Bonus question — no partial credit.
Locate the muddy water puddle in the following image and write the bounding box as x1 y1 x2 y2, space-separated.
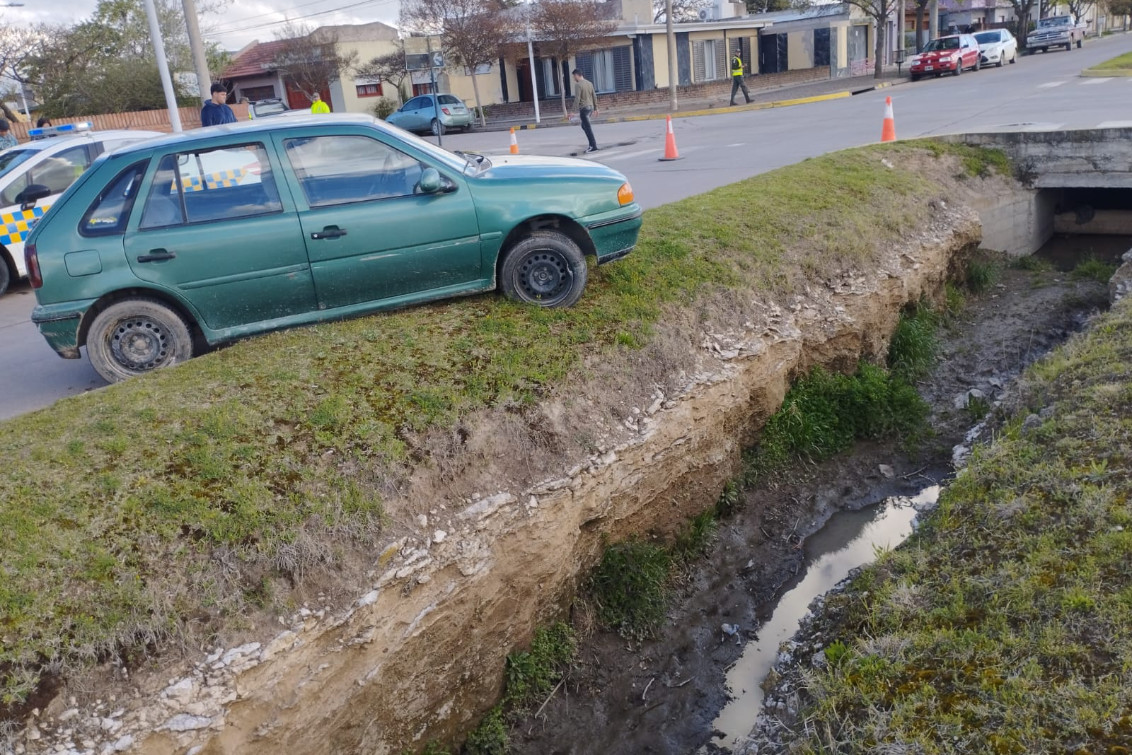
707 486 939 751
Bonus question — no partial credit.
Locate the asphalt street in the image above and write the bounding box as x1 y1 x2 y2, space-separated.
2 32 1130 420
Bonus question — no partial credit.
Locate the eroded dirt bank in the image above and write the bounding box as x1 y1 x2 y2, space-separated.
503 258 1112 755
11 156 1014 755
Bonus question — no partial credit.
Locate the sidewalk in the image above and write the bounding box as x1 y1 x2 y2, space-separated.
483 71 911 133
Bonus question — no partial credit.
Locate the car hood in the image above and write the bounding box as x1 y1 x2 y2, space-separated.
478 154 626 182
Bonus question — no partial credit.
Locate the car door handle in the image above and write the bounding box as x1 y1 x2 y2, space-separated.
311 226 347 240
137 249 176 263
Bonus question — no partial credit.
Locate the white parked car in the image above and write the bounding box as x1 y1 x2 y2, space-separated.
0 123 162 295
974 28 1018 66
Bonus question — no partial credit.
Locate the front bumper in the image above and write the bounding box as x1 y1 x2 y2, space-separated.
910 59 957 74
31 299 96 359
585 205 643 264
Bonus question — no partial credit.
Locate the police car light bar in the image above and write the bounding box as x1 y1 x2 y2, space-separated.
28 122 94 140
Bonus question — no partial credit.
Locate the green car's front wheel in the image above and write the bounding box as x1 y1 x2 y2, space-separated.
87 298 194 383
500 231 588 308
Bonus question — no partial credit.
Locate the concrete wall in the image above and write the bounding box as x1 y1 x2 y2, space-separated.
1054 210 1132 235
978 187 1058 257
950 128 1132 189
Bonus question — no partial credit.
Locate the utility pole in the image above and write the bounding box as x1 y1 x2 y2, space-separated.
426 35 442 147
526 6 540 124
181 0 213 103
666 0 677 111
143 0 183 131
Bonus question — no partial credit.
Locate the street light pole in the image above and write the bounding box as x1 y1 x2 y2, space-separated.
526 7 540 124
142 0 183 131
666 0 677 111
181 0 213 103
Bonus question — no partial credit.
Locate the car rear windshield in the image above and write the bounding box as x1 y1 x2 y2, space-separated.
974 31 1000 43
438 95 462 105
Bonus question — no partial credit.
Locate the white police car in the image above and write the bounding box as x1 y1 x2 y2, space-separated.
0 122 162 295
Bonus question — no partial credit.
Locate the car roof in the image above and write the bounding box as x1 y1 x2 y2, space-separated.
109 113 381 157
18 129 164 155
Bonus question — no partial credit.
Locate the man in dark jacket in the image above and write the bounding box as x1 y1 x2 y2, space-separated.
201 82 236 127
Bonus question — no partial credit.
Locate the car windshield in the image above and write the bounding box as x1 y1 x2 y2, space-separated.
924 37 960 50
974 31 1000 43
0 148 41 179
255 101 287 116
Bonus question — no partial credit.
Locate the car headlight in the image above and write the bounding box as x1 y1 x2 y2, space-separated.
618 182 634 206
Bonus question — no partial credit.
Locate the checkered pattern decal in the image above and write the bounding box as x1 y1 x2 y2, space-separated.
0 205 48 247
178 168 248 193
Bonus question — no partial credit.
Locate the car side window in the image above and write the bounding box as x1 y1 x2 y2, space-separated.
80 160 149 237
29 145 92 196
140 143 282 230
283 135 426 207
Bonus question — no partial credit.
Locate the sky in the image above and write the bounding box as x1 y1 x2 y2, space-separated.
3 0 402 52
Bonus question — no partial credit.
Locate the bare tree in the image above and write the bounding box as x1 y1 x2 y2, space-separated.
653 0 711 22
840 0 895 77
356 41 413 103
1065 0 1094 23
0 23 41 121
911 0 928 51
529 0 617 117
1007 0 1041 48
269 23 359 104
401 0 511 127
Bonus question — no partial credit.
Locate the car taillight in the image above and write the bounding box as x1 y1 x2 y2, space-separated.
25 241 42 288
442 107 451 115
617 182 635 206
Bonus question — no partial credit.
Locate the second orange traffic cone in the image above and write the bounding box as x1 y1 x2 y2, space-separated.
881 96 896 142
658 115 681 161
509 127 519 155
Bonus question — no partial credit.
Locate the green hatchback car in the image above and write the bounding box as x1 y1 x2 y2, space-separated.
25 114 642 383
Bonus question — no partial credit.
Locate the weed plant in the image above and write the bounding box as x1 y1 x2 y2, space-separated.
965 257 1000 293
1071 256 1117 284
784 299 1132 753
888 303 940 383
1009 254 1053 272
587 540 672 640
502 622 576 711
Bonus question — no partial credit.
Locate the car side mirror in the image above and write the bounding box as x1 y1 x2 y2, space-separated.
418 168 448 194
17 183 52 210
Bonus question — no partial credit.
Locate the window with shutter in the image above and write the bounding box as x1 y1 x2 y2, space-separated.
613 46 633 91
693 40 706 82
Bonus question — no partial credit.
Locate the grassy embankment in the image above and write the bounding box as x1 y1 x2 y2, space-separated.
788 297 1132 752
1084 50 1132 73
0 142 1003 713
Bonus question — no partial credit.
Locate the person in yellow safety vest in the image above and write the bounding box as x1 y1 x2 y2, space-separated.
730 54 752 106
311 93 330 114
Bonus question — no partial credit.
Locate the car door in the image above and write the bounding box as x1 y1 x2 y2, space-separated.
274 129 484 311
405 97 428 132
122 140 318 332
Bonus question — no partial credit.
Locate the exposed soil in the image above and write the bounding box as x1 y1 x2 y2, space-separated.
505 254 1113 755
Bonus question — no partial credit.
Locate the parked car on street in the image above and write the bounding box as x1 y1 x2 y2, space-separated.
1026 14 1086 53
25 114 642 383
0 122 162 296
386 94 474 135
908 34 982 80
974 28 1018 66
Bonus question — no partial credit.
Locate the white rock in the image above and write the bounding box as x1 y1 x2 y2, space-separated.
111 735 134 752
416 514 428 528
356 590 380 608
220 642 261 666
433 530 447 543
164 713 212 732
162 678 194 704
58 709 79 722
878 464 895 479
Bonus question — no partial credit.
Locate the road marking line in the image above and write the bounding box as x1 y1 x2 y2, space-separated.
603 148 660 161
1080 77 1113 85
1037 81 1066 88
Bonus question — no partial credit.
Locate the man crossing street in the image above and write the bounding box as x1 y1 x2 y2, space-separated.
730 52 752 106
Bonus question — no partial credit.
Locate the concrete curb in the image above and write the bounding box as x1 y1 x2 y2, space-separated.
493 79 904 132
1080 67 1132 76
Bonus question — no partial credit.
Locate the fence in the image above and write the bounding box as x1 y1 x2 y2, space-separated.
9 102 250 143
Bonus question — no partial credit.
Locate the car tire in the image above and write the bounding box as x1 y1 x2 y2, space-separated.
431 119 446 136
910 73 920 82
87 298 194 383
997 53 1004 67
1065 42 1072 51
954 61 962 75
974 58 980 71
0 256 10 296
499 231 588 308
1010 52 1017 63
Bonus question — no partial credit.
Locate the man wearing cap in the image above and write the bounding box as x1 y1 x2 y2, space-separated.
201 82 237 127
0 119 18 149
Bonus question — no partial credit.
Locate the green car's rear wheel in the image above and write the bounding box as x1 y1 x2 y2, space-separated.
500 231 588 308
87 298 194 383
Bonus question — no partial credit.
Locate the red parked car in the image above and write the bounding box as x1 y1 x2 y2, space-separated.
908 34 981 80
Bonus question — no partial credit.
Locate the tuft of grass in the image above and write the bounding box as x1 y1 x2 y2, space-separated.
502 623 576 711
965 257 1000 293
671 511 718 565
463 705 507 755
888 303 940 383
1088 50 1132 70
1009 254 1053 272
1070 256 1117 285
0 141 995 705
587 540 672 640
784 297 1132 754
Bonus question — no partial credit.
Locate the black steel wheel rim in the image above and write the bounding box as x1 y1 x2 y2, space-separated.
519 251 571 303
110 317 172 371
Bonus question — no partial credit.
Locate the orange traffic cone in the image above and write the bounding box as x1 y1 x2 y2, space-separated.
658 115 681 162
509 127 519 155
881 96 896 142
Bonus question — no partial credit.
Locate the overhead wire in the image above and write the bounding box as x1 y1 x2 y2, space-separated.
209 0 397 34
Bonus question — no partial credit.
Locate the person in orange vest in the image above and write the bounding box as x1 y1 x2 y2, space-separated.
311 93 330 114
730 53 752 106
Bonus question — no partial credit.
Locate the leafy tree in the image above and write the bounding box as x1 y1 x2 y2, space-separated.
401 0 511 127
744 0 798 13
529 0 617 117
1107 0 1132 19
356 41 413 103
269 23 359 104
840 0 896 77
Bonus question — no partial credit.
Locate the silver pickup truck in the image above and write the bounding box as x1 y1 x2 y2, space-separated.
1027 15 1086 53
